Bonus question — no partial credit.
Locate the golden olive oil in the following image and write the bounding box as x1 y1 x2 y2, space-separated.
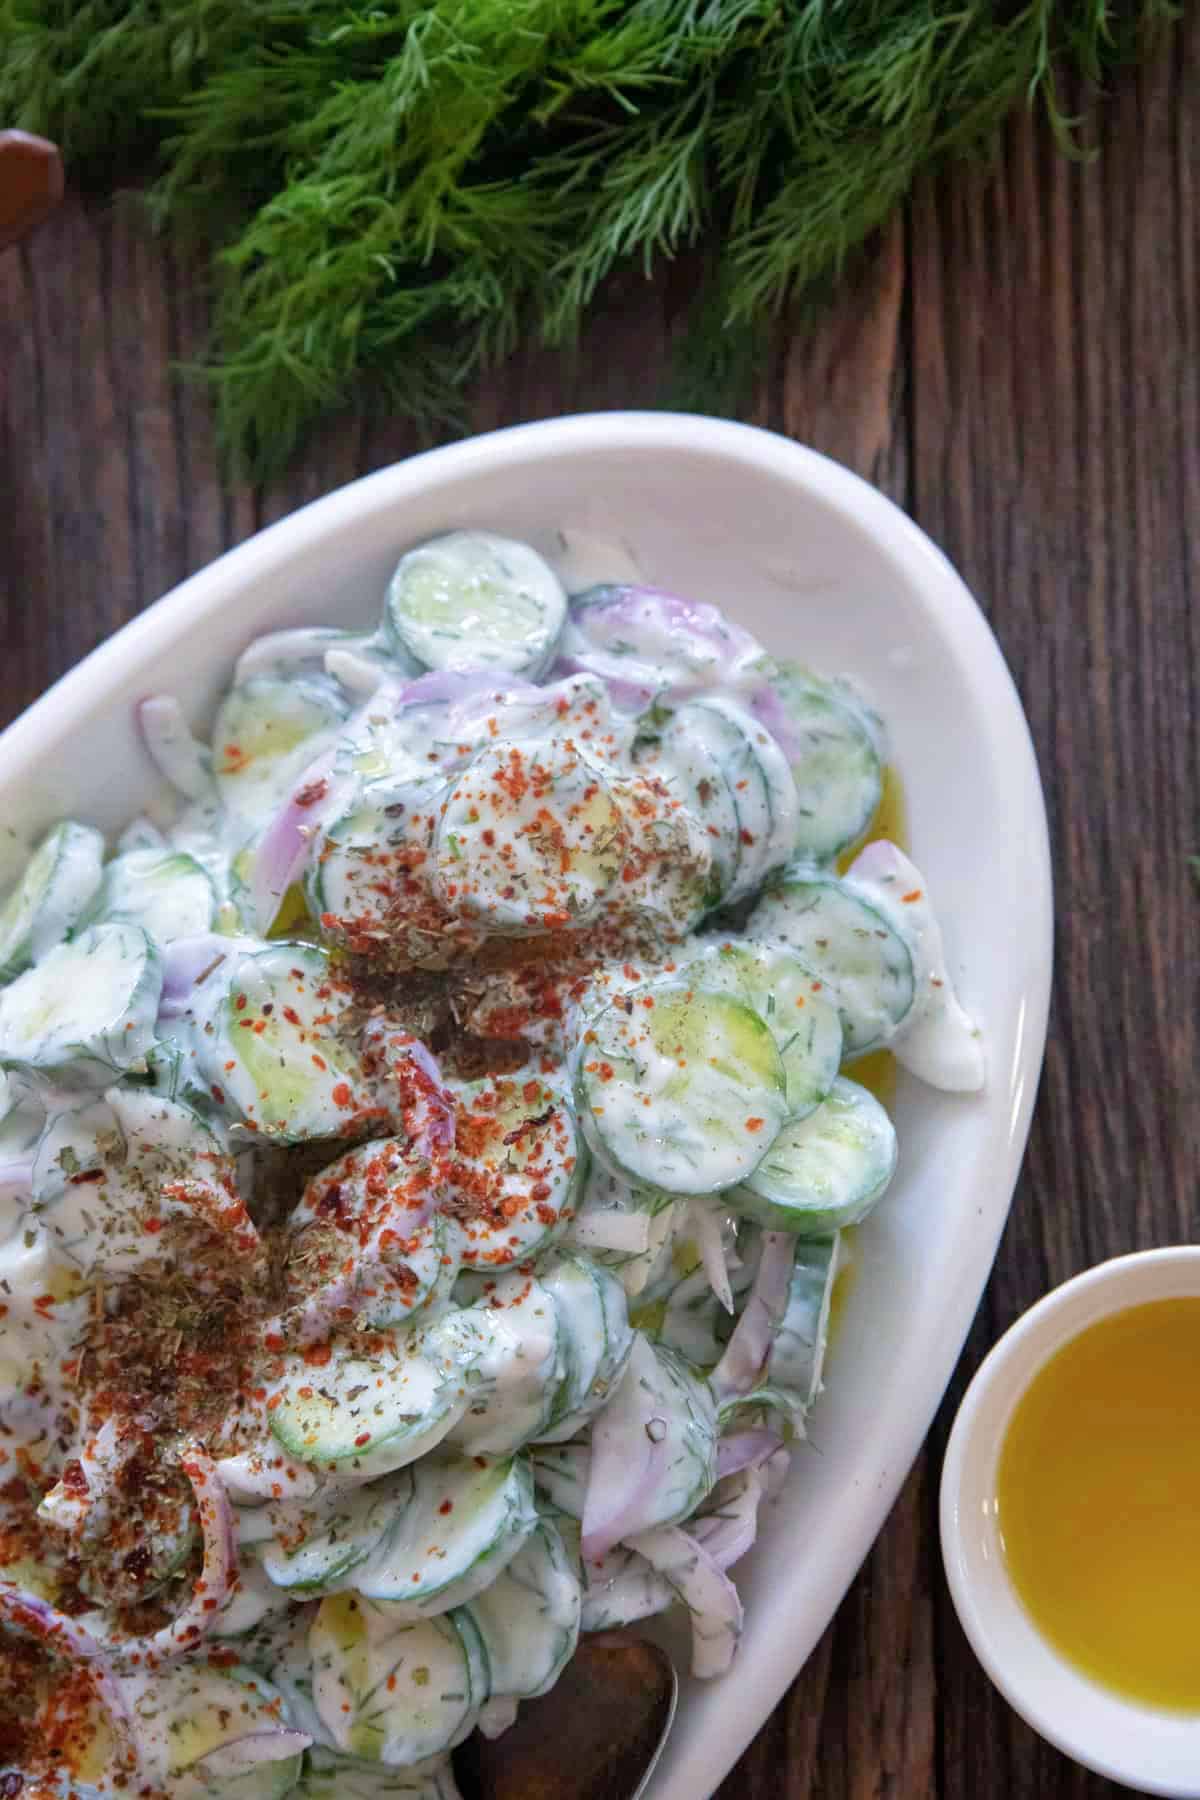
996 1297 1200 1712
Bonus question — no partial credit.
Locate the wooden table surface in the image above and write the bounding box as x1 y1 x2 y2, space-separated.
2 14 1196 1798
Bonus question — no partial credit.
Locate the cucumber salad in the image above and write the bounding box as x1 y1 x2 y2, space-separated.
0 530 984 1798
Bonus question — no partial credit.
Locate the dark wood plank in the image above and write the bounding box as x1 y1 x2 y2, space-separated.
911 14 1200 1798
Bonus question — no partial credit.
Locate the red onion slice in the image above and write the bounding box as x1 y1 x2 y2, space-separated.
248 742 341 933
582 1335 695 1561
687 1201 733 1314
107 1448 237 1670
626 1524 744 1678
715 1429 782 1481
710 1232 796 1402
691 1467 768 1572
157 932 239 1019
0 1582 140 1772
137 695 213 801
194 1729 313 1775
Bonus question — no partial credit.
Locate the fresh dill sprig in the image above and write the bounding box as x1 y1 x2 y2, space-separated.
0 0 1178 480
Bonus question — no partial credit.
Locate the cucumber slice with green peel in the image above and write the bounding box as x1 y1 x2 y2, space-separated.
261 1472 412 1596
0 821 105 982
425 1270 566 1456
287 1141 463 1333
747 872 915 1055
679 939 843 1121
534 1253 634 1444
188 942 378 1143
579 1543 675 1633
31 1087 232 1276
576 978 788 1196
604 768 718 936
128 1662 305 1800
384 531 567 678
81 849 216 946
356 1452 536 1613
449 1071 581 1267
756 664 883 862
309 1592 484 1763
434 738 625 933
0 924 161 1083
305 775 445 943
766 1233 841 1412
731 1077 897 1235
297 1750 462 1798
463 1515 581 1699
651 710 741 904
675 696 799 899
214 674 348 827
531 1443 589 1520
268 1338 466 1481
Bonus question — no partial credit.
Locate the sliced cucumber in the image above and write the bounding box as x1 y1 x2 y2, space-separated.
0 821 105 982
605 768 717 936
434 739 625 932
673 696 799 899
766 1233 841 1412
757 663 883 862
269 1338 465 1481
0 923 161 1082
449 1071 580 1267
297 1750 462 1798
305 775 445 945
32 1087 231 1276
82 848 216 946
357 1452 535 1614
214 674 348 829
424 1270 566 1456
287 1142 462 1332
579 1543 675 1633
534 1253 633 1444
731 1077 897 1235
651 709 741 904
576 977 788 1195
309 1593 483 1763
679 939 843 1121
261 1473 411 1596
531 1443 589 1520
188 942 376 1142
560 583 769 704
128 1662 304 1800
463 1515 580 1698
748 871 915 1055
384 531 567 678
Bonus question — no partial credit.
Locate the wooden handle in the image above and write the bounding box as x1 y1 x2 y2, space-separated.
0 130 63 250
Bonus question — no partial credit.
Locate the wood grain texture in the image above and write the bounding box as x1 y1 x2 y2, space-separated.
0 13 1196 1795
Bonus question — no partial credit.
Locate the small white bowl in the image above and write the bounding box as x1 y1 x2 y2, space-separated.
941 1247 1200 1797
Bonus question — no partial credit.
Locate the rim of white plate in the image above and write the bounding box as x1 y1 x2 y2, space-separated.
0 413 1054 1797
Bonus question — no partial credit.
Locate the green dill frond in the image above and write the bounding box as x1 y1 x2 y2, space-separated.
0 0 1179 480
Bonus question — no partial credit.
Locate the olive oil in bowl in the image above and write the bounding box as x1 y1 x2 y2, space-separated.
996 1296 1200 1713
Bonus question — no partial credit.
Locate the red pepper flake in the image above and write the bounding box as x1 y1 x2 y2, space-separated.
283 1006 302 1027
235 993 247 1012
745 1117 765 1133
331 1083 353 1109
354 1432 372 1448
303 1343 333 1367
68 1168 105 1186
312 1054 328 1071
210 1084 226 1105
902 889 923 903
438 1499 454 1516
295 778 329 809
